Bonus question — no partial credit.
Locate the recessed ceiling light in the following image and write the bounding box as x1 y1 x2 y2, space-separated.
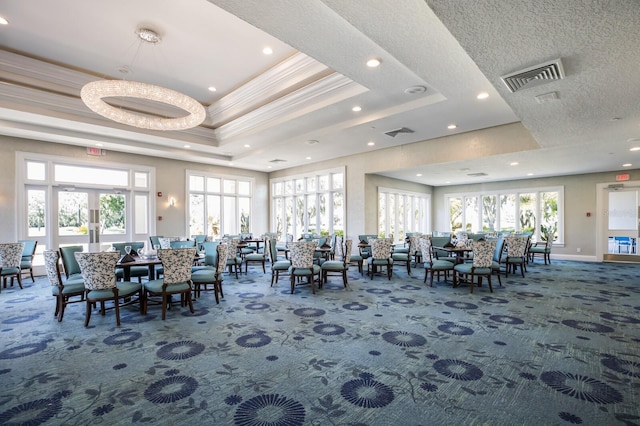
183 144 191 149
445 181 451 184
228 162 234 166
208 86 217 92
447 124 457 130
352 106 362 112
366 58 381 68
262 47 273 55
367 141 375 146
267 166 272 169
510 162 519 166
95 143 103 147
244 144 251 148
630 147 640 151
305 139 319 145
477 92 489 100
306 156 312 160
527 173 534 176
416 173 422 177
0 16 8 25
622 163 632 167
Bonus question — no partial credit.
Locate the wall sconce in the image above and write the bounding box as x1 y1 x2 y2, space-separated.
169 197 176 207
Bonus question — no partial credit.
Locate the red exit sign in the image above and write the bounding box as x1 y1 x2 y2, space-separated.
616 173 630 181
86 147 105 156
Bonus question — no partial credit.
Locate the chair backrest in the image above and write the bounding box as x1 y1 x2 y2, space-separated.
112 242 145 255
200 241 220 266
288 241 316 268
170 240 196 249
542 231 555 248
158 237 172 249
158 248 196 285
224 239 240 261
334 236 344 259
215 244 228 280
149 236 163 248
343 239 352 264
408 235 420 254
493 237 506 262
472 240 496 268
43 250 63 287
191 234 207 244
19 240 38 259
267 238 278 263
0 242 25 268
74 251 119 290
419 237 433 263
59 245 83 278
369 238 392 260
505 236 528 257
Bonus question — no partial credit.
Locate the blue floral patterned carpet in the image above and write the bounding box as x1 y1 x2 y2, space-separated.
1 259 639 425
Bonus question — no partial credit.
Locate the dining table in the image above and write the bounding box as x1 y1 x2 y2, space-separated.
117 255 162 281
432 245 473 264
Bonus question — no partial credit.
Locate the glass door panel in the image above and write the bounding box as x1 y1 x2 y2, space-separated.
604 188 639 262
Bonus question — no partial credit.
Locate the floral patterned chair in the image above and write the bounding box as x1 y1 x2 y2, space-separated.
453 240 497 293
529 231 554 265
367 238 394 280
504 236 528 277
0 242 25 290
74 251 143 327
320 238 352 288
44 250 85 322
287 241 321 294
224 239 242 278
143 248 196 320
191 243 227 304
419 237 454 287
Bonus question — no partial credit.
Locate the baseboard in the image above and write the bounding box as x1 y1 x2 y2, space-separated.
550 254 598 262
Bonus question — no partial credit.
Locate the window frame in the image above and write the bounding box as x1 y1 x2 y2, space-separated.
378 187 431 244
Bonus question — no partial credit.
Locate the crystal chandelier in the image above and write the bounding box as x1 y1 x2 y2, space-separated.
80 28 206 131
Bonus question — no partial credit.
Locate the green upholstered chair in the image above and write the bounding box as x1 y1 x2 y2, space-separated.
44 250 85 322
453 240 497 293
503 236 528 277
170 240 196 249
490 237 505 287
288 241 321 294
143 248 196 320
430 236 456 264
529 232 554 264
58 245 84 281
320 238 352 288
267 237 291 286
419 237 454 287
276 234 293 259
244 245 266 273
149 236 163 249
191 243 227 303
18 240 37 283
367 238 394 280
112 242 149 282
0 242 26 290
75 251 143 327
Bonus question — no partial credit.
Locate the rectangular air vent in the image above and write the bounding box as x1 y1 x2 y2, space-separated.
467 172 488 177
269 159 287 163
384 127 415 138
501 58 565 93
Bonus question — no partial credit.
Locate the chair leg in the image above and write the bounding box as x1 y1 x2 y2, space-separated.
487 275 493 293
342 270 347 288
114 298 121 326
84 300 92 327
187 291 195 313
290 274 296 294
161 295 168 320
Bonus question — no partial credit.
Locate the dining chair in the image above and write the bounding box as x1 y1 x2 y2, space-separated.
267 237 291 286
453 240 497 293
367 238 394 280
223 239 242 278
59 245 84 281
503 236 528 277
288 241 321 294
419 237 454 287
44 250 85 322
529 231 554 264
491 237 505 286
143 247 196 320
112 242 149 282
0 242 26 290
244 242 266 273
18 240 37 283
191 243 227 303
320 237 352 287
75 251 143 327
391 236 414 275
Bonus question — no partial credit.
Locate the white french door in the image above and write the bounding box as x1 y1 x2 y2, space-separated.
54 187 128 252
601 184 640 262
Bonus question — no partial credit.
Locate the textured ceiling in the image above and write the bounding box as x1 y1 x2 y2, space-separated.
0 0 638 185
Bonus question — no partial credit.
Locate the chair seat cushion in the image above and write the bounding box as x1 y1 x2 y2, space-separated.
454 264 491 275
506 257 525 263
288 265 321 275
144 279 191 293
226 257 242 265
52 281 86 296
117 281 143 297
0 267 20 275
391 253 410 261
349 254 363 261
245 253 265 261
321 261 347 271
191 269 216 283
273 260 292 270
192 265 215 272
368 258 394 266
529 247 548 253
20 260 33 269
393 248 409 254
68 272 84 281
429 260 455 270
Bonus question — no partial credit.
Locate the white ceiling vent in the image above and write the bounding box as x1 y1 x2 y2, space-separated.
467 172 488 177
501 58 565 93
269 159 287 163
384 127 415 138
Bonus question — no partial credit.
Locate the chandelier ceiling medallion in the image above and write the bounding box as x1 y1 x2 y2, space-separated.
80 28 206 131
